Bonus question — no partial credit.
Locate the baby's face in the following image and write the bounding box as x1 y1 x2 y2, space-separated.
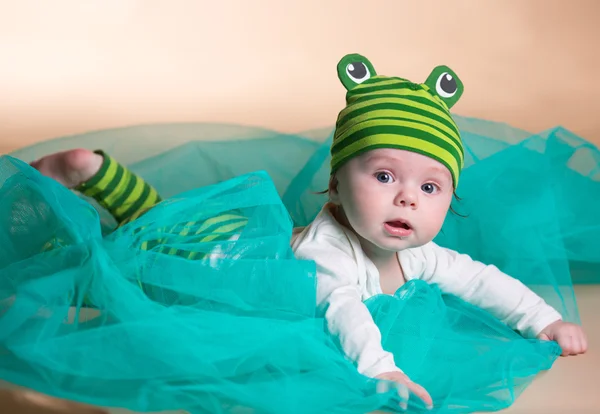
331 148 453 254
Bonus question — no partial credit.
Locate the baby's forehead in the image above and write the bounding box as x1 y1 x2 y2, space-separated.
361 148 408 162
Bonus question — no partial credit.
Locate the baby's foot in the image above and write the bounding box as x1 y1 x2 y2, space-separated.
30 149 104 189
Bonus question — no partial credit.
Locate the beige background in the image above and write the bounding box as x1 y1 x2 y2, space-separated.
0 1 598 413
1 0 600 154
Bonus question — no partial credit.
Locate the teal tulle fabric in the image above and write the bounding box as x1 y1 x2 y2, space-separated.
1 116 598 413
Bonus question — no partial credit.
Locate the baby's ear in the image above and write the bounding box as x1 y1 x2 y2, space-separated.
328 175 340 204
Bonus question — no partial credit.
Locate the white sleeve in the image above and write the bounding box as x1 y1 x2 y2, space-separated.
294 238 401 378
402 242 563 338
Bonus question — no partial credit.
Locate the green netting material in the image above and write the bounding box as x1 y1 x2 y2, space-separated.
1 117 598 413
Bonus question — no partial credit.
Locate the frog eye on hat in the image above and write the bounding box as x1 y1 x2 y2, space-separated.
423 65 464 109
337 53 377 91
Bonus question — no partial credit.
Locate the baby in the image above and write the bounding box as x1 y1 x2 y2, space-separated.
291 54 588 407
28 53 588 411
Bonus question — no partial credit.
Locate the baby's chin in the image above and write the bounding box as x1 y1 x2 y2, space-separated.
372 233 431 252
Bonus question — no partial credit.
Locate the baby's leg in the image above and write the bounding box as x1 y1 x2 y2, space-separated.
32 149 161 225
32 149 164 306
75 150 161 225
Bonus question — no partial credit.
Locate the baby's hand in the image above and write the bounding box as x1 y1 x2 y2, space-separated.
376 371 433 410
537 320 588 356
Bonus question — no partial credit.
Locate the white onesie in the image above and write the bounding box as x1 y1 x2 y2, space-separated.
291 203 563 378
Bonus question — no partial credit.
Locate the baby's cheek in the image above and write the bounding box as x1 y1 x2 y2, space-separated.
423 205 448 233
346 197 380 230
350 199 376 225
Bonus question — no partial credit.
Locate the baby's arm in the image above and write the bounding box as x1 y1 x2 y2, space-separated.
294 239 400 377
294 239 435 408
407 242 562 338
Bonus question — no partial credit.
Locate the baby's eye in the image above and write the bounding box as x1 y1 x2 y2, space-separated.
421 183 438 194
375 172 393 183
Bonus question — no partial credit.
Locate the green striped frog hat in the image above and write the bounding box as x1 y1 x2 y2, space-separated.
331 53 465 188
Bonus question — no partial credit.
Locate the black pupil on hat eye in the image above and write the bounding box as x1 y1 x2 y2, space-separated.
348 62 367 79
441 74 457 93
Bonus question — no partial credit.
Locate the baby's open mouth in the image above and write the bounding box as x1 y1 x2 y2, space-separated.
386 220 412 230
